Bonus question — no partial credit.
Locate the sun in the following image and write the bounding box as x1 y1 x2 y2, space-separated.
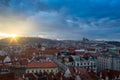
8 33 19 44
10 34 17 38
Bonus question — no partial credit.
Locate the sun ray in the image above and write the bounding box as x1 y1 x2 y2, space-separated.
0 32 19 44
8 34 19 45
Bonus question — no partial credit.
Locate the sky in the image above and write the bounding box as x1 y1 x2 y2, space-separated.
0 0 120 40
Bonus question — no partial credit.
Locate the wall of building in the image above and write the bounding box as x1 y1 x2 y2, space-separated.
75 60 97 72
10 67 26 79
98 55 120 72
26 67 58 74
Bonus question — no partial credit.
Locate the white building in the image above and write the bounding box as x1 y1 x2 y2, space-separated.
64 55 97 72
4 56 11 63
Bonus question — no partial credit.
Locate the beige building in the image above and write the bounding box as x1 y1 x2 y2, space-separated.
10 61 58 79
26 61 58 74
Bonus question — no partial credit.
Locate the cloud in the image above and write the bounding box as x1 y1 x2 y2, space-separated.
27 10 83 39
0 0 120 40
0 15 34 35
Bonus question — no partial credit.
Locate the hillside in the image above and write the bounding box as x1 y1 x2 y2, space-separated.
1 37 119 48
0 37 81 48
0 37 58 45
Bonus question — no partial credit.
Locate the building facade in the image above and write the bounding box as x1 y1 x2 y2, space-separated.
98 53 120 72
64 55 97 72
26 61 58 74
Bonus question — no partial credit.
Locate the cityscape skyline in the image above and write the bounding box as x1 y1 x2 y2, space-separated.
0 0 120 40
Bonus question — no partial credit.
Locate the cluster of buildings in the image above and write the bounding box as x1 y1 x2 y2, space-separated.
0 38 120 80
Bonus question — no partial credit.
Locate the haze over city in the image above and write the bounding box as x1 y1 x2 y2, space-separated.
0 0 120 40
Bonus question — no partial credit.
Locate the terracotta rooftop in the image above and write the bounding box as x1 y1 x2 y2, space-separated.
90 53 99 57
75 52 90 57
69 67 98 80
101 69 120 79
23 48 40 55
42 49 59 54
0 55 6 61
27 61 57 68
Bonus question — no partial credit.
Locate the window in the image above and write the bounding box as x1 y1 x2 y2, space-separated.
36 70 38 73
43 70 45 72
39 70 41 72
84 63 86 65
91 63 93 65
51 70 53 72
81 63 82 65
47 70 49 72
72 63 73 65
88 63 89 65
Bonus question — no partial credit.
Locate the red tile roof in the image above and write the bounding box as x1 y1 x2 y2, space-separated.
23 48 40 55
18 59 28 65
27 61 57 68
101 69 120 79
75 52 90 57
67 48 76 53
90 53 99 57
68 67 98 80
42 49 59 54
0 55 6 61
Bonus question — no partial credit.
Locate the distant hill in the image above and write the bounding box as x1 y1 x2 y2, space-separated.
0 37 58 45
0 37 119 48
0 37 81 48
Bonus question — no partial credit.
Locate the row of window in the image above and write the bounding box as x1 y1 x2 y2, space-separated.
26 69 58 73
76 62 95 66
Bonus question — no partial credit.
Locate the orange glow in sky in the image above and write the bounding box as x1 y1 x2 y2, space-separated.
0 32 17 38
